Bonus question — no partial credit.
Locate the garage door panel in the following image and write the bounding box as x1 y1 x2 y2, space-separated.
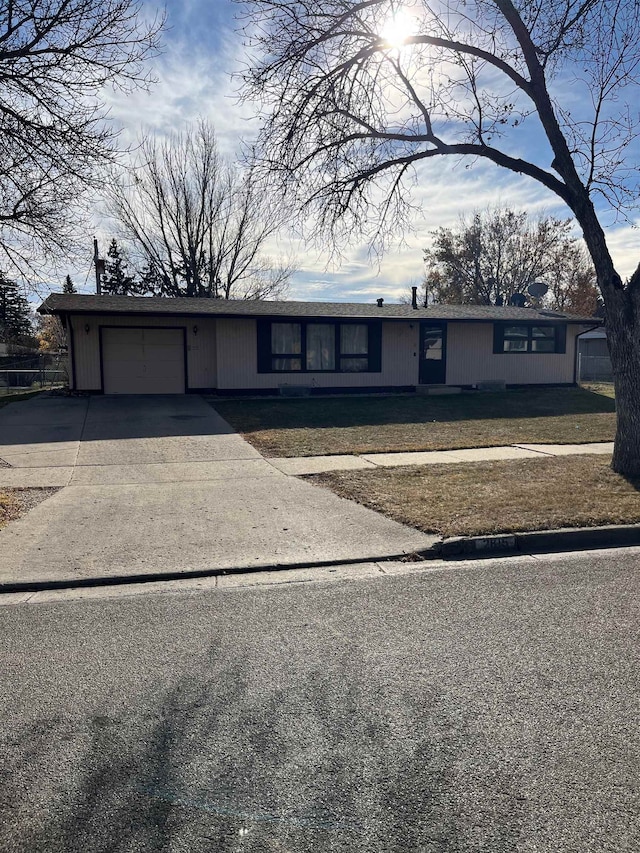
102 328 185 394
140 328 182 347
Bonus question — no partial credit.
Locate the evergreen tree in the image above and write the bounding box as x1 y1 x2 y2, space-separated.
63 274 76 294
0 273 33 343
101 239 139 295
137 260 166 296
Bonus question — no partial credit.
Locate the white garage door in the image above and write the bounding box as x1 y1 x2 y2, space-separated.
102 328 186 394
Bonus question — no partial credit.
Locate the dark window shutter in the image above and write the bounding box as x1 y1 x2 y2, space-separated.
493 323 504 354
256 320 271 373
368 321 382 372
556 324 567 354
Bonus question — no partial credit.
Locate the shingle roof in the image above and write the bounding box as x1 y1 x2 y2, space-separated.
38 293 599 324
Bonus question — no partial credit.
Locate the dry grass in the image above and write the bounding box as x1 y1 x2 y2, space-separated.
0 491 22 528
0 488 59 530
307 454 640 538
581 382 615 399
0 388 47 409
214 388 616 457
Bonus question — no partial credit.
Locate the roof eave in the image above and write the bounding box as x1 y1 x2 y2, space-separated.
37 296 600 325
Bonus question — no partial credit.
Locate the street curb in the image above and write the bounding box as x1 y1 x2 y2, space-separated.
437 523 640 558
0 550 440 595
2 524 640 595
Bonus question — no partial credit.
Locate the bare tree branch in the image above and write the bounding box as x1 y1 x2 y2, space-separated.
108 121 295 300
238 0 640 475
0 0 164 278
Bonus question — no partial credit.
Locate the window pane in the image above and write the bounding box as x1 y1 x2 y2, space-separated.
532 326 555 338
340 357 369 372
272 357 302 371
271 323 301 354
423 328 443 361
531 339 555 352
306 324 335 370
340 324 368 354
504 326 528 338
504 339 527 352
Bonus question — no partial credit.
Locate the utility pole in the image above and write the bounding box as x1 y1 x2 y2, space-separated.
93 238 105 294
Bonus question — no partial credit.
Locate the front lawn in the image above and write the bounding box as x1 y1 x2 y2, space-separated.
213 387 616 457
580 381 615 399
308 454 638 538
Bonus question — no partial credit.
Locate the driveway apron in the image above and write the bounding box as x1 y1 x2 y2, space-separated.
0 395 434 585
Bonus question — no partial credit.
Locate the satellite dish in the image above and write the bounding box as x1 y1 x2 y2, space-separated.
509 292 527 307
527 281 549 298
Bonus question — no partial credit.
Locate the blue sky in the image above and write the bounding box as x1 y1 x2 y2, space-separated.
63 0 640 302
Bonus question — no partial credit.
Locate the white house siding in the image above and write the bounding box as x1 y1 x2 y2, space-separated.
187 318 217 388
65 311 582 393
216 318 419 389
445 322 580 386
68 314 217 391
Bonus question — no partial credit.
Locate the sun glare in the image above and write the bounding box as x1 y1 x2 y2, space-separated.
379 9 416 49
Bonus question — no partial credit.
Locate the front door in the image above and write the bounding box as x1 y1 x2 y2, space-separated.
419 322 447 384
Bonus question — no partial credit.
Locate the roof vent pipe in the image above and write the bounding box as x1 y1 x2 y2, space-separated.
411 286 418 309
377 297 384 307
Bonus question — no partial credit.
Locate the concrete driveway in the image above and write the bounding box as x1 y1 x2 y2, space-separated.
0 395 435 586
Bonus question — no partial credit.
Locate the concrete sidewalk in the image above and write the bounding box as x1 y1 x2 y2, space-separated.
267 441 615 475
0 395 435 587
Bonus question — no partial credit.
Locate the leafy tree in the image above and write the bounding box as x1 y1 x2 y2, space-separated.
0 272 33 344
101 239 140 296
421 208 599 313
37 315 66 352
109 121 294 300
0 0 163 276
545 241 600 317
240 0 640 475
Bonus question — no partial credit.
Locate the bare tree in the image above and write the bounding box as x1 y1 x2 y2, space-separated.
109 121 294 300
420 207 598 312
0 0 163 275
240 0 640 475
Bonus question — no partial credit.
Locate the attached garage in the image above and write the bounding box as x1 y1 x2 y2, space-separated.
101 327 186 394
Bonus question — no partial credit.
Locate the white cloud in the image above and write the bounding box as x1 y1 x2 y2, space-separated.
33 0 640 304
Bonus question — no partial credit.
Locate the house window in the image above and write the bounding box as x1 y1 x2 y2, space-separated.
307 323 335 371
258 320 381 373
340 324 369 372
494 323 566 354
271 323 302 371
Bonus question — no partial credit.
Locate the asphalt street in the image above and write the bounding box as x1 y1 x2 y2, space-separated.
1 548 639 852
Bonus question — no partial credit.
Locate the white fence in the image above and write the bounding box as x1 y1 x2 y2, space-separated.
578 354 613 382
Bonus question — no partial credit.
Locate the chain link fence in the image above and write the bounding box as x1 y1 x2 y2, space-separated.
0 352 68 394
577 353 613 383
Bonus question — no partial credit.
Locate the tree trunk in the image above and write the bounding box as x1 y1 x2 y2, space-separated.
605 278 640 477
568 199 640 477
610 351 640 477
